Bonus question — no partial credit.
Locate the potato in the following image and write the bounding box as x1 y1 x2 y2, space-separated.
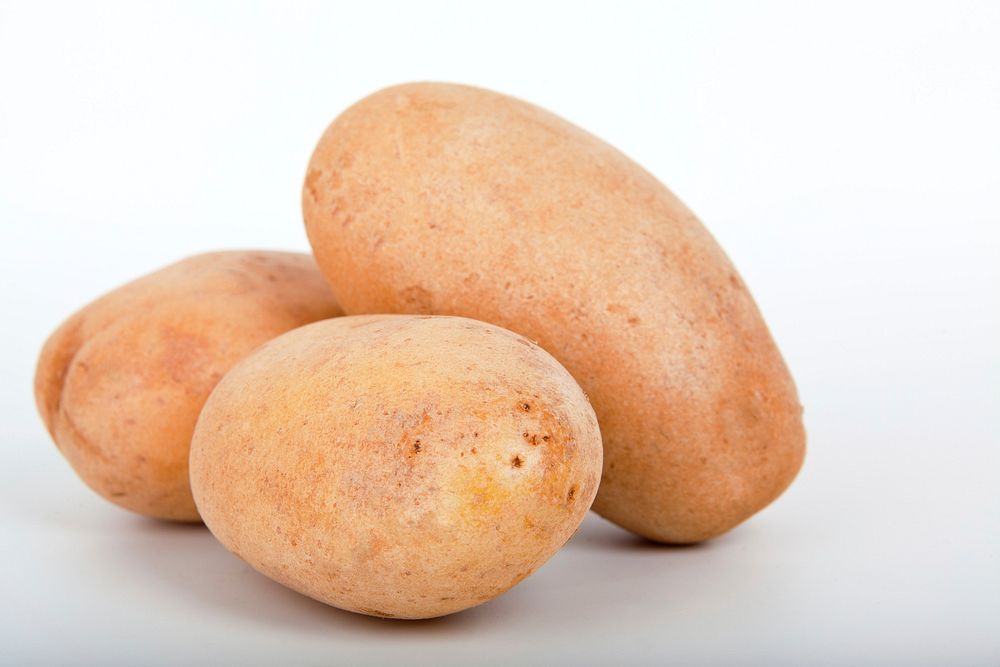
302 83 805 543
189 315 602 619
35 251 342 521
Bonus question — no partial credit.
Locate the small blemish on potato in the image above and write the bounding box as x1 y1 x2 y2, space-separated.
399 285 433 313
519 401 531 412
337 152 355 169
511 455 524 468
304 169 323 201
567 485 578 503
413 440 422 453
357 607 395 618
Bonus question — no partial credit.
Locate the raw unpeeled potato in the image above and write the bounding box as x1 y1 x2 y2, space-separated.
303 82 806 543
189 315 603 619
34 251 342 521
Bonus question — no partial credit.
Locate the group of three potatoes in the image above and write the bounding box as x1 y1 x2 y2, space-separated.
36 83 805 619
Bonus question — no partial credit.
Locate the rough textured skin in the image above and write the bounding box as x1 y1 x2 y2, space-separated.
303 82 805 543
34 251 343 521
190 315 602 619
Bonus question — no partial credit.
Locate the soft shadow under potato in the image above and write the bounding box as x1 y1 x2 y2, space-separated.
101 515 512 635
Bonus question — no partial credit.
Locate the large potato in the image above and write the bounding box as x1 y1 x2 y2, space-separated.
189 315 602 619
303 83 805 543
35 251 342 521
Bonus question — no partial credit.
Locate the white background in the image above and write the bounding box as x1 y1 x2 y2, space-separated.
2 1 998 665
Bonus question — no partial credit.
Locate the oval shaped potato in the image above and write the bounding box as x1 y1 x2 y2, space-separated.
189 315 602 619
35 251 343 521
303 82 805 543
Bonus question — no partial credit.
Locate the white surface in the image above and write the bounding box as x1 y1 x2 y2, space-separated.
2 1 998 665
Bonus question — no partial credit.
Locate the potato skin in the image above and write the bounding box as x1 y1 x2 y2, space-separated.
303 82 805 543
189 315 602 619
35 251 342 521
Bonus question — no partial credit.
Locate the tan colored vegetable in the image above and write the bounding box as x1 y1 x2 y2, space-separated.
35 251 342 521
189 315 603 618
303 82 805 543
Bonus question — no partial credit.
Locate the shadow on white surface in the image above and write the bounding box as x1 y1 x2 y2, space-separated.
565 514 732 553
10 444 998 666
92 515 524 636
34 493 740 638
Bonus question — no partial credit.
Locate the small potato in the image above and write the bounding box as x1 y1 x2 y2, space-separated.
189 315 603 619
303 83 805 543
35 251 342 521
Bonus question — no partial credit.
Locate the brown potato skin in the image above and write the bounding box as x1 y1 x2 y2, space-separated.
303 82 805 543
189 315 603 619
35 251 343 521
